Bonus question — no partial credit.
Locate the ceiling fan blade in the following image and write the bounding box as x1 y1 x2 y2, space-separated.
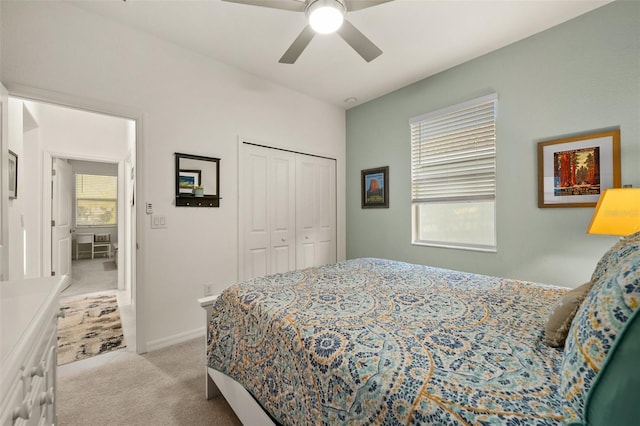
221 0 306 12
344 0 393 12
337 19 382 62
279 25 316 64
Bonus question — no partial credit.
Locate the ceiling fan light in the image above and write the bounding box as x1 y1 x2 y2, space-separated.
307 0 345 34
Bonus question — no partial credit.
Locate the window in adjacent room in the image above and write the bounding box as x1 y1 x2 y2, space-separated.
409 93 497 252
75 173 117 226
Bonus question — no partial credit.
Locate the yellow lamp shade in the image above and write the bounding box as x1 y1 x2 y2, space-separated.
587 188 640 236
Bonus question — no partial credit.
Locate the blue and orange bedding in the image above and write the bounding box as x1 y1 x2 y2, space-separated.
207 258 566 425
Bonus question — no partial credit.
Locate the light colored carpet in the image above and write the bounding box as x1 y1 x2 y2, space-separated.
58 338 242 426
58 291 126 365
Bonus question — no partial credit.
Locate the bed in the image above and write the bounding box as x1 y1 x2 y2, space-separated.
202 233 640 425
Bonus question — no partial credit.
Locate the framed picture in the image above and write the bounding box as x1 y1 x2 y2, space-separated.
537 129 620 208
361 166 389 208
178 169 201 194
8 150 17 199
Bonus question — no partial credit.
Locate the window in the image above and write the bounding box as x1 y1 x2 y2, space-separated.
409 93 497 252
75 173 117 226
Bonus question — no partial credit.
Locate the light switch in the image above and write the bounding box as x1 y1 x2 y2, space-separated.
151 214 167 229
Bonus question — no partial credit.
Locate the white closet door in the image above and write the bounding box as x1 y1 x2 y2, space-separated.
295 154 336 270
270 150 296 274
242 147 270 280
240 143 336 280
241 144 296 280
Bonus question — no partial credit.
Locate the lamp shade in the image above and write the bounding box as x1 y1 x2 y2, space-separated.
587 188 640 236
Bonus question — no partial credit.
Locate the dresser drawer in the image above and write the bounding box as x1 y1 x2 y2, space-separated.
1 276 67 426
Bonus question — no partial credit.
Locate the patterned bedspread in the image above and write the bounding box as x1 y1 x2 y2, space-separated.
207 258 567 425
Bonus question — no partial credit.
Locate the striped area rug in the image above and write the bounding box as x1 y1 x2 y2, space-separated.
57 291 126 365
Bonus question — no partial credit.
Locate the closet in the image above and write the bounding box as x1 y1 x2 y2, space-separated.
240 143 336 281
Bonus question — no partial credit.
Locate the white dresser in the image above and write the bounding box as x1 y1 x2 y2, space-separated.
0 276 68 426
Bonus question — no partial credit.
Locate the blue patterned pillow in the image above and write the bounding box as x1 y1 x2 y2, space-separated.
560 234 640 424
590 231 640 283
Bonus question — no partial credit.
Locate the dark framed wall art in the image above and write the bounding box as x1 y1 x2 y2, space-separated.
361 166 389 208
537 129 621 208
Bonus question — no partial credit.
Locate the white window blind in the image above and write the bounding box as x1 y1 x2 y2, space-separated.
410 94 497 203
76 174 117 226
409 94 497 251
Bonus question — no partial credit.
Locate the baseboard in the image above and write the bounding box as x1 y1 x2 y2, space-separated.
145 327 205 353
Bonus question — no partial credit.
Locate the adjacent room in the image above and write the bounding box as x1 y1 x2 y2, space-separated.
1 0 638 425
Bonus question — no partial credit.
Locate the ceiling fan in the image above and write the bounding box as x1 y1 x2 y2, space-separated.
222 0 393 64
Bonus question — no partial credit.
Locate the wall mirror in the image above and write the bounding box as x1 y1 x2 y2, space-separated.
175 152 220 207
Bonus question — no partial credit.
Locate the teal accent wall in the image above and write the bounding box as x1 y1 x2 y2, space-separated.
346 1 640 287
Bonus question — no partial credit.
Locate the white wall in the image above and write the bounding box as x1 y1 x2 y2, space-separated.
6 99 41 280
7 98 24 280
21 103 41 278
1 1 346 350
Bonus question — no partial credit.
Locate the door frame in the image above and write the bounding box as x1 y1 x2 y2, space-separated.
6 83 147 354
237 137 338 281
44 152 122 278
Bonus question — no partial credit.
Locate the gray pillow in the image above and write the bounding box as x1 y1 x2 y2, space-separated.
545 281 594 347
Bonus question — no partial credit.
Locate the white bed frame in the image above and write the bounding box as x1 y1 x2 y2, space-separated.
199 295 276 425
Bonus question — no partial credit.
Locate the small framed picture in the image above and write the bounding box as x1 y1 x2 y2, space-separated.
361 166 389 208
8 150 17 199
537 129 621 208
178 169 201 194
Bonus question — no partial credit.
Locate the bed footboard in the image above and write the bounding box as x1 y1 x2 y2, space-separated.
199 295 221 399
199 295 275 425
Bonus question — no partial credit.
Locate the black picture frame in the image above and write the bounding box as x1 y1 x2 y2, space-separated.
174 152 221 207
8 150 17 199
361 166 389 208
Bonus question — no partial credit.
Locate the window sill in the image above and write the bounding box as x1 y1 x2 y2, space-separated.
411 240 497 253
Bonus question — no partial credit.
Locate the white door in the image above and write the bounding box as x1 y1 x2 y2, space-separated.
270 150 296 274
240 143 336 280
242 146 270 280
295 155 336 269
241 144 296 280
51 158 73 277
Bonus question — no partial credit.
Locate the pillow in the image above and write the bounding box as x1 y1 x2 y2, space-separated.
559 235 640 425
544 281 594 348
590 230 640 283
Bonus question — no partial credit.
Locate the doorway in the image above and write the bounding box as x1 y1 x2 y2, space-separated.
8 97 138 364
58 160 119 297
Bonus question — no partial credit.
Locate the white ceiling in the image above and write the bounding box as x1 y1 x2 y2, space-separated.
69 0 611 109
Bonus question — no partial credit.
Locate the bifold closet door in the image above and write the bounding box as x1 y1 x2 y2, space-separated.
241 145 296 280
295 155 336 270
241 143 336 280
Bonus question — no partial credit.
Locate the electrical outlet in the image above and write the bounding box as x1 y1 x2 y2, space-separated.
146 202 153 214
203 284 214 297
